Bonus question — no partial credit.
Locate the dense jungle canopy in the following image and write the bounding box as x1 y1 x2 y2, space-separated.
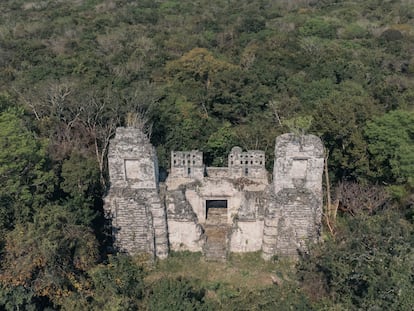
0 0 413 309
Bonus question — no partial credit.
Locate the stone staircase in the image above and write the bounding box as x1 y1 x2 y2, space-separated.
204 208 228 261
204 225 227 261
147 192 169 258
206 208 227 224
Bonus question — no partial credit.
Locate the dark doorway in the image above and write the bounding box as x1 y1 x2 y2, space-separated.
206 200 228 209
206 200 227 223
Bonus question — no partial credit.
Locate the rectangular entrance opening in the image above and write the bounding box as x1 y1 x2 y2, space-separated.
206 200 227 222
206 200 228 209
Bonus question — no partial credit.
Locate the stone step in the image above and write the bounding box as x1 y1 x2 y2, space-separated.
205 244 227 261
206 208 227 225
204 225 228 261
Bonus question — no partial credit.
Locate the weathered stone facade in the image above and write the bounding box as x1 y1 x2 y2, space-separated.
104 128 168 259
262 134 324 259
104 128 324 260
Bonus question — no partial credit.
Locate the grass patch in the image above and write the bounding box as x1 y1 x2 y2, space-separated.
147 251 295 290
144 251 302 308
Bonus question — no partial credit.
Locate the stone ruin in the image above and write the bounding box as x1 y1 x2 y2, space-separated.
104 128 324 260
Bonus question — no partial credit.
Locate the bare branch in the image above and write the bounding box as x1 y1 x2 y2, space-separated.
268 100 283 126
335 182 390 215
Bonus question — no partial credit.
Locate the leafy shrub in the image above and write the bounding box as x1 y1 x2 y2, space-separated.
146 277 213 311
380 29 403 41
86 255 146 310
339 23 369 39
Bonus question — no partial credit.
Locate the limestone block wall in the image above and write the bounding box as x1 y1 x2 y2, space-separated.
166 178 264 225
230 191 266 252
194 179 242 225
105 127 168 258
273 134 324 195
166 188 205 252
206 167 229 178
230 221 264 252
262 189 321 259
108 128 159 190
147 192 169 258
105 188 170 257
105 189 154 254
237 191 266 220
263 134 324 260
168 221 204 251
185 189 206 222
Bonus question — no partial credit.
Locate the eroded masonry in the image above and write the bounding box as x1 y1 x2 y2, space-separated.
104 128 324 260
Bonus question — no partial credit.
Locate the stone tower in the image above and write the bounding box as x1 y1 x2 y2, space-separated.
104 127 168 259
262 134 324 259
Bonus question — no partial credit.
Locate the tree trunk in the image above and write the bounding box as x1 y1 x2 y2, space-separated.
324 148 336 236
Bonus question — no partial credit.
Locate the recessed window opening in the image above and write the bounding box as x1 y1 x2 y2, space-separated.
187 167 191 175
245 167 249 176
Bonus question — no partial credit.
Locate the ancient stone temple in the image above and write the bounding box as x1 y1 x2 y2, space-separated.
104 128 324 260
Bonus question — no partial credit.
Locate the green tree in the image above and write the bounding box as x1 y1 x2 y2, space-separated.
311 81 381 181
298 17 339 39
66 255 147 311
0 285 41 311
364 110 414 187
61 151 102 226
165 48 238 116
0 110 55 231
152 96 219 165
205 122 237 166
0 204 98 304
283 115 313 136
299 210 414 310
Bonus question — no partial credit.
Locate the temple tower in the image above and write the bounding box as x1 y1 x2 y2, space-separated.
104 127 168 259
262 134 324 259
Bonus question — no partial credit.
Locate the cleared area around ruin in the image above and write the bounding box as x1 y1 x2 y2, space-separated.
145 251 295 296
